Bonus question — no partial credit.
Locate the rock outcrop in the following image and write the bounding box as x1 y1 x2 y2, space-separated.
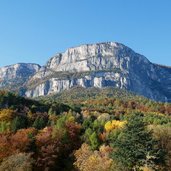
0 42 171 102
0 63 40 91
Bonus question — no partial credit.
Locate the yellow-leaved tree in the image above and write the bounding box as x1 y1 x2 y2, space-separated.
104 120 126 132
0 109 16 122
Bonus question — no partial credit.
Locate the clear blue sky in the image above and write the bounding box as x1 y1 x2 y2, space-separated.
0 0 171 67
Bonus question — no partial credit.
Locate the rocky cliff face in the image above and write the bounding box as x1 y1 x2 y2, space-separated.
0 63 40 91
0 42 171 102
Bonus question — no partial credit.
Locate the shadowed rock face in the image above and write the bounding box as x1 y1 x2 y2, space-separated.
0 42 171 102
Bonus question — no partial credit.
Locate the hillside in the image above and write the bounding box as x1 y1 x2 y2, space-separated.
0 90 171 170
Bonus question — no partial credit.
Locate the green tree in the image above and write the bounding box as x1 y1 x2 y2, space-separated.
83 128 93 144
82 116 95 130
11 116 27 132
32 117 46 130
48 107 55 115
0 121 10 133
111 113 164 171
89 132 100 150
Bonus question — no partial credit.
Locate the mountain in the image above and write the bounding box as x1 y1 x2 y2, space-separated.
0 42 171 102
0 63 40 91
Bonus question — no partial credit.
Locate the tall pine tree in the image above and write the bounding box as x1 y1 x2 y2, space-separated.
111 113 164 171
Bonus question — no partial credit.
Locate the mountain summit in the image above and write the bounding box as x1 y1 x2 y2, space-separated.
0 42 171 102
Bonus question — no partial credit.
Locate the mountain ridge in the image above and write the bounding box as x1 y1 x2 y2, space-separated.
0 42 171 102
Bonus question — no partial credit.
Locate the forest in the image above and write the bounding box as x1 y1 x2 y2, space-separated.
0 87 171 171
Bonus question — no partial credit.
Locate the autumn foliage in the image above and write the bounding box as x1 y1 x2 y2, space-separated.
0 90 170 170
104 120 126 132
